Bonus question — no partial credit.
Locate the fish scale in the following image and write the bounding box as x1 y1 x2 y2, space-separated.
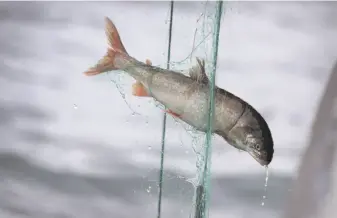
83 17 274 166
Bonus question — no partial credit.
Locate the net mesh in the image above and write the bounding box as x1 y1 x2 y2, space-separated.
106 1 224 218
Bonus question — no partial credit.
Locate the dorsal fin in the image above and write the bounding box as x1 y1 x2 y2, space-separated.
188 57 209 84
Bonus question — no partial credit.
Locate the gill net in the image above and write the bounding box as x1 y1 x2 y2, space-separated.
107 1 225 218
156 1 224 218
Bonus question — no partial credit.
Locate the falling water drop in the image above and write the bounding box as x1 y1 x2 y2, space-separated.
148 146 152 150
261 166 269 206
146 186 152 193
73 104 78 110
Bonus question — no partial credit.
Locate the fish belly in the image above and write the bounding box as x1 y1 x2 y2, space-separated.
147 73 212 132
129 68 221 132
179 90 211 132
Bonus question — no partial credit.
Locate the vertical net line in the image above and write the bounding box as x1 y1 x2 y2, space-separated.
157 1 174 218
194 1 223 218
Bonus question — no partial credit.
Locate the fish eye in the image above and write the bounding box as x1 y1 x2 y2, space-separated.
255 144 261 151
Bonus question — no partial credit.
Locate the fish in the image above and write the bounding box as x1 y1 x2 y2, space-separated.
83 17 274 166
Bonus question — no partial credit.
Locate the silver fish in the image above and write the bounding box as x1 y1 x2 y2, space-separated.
84 17 274 166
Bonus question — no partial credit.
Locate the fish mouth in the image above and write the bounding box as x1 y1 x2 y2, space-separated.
247 148 269 166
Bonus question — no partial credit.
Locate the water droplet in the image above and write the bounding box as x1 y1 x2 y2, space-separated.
177 175 185 180
148 146 152 150
146 186 152 193
261 166 269 206
73 104 78 109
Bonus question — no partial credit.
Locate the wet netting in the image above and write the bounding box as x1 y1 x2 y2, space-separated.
108 1 224 218
157 2 224 218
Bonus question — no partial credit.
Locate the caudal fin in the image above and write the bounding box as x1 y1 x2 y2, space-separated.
84 17 128 76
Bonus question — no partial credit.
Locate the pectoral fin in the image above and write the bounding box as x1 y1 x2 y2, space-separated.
166 109 181 118
132 82 149 97
132 59 152 97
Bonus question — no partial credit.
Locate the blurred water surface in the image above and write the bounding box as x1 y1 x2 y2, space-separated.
0 1 336 218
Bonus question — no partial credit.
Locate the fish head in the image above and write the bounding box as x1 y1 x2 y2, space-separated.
244 132 274 166
217 125 274 166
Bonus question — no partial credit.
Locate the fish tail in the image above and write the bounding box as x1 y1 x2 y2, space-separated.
83 17 129 76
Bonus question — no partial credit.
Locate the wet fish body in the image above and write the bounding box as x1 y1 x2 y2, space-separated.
84 17 274 166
